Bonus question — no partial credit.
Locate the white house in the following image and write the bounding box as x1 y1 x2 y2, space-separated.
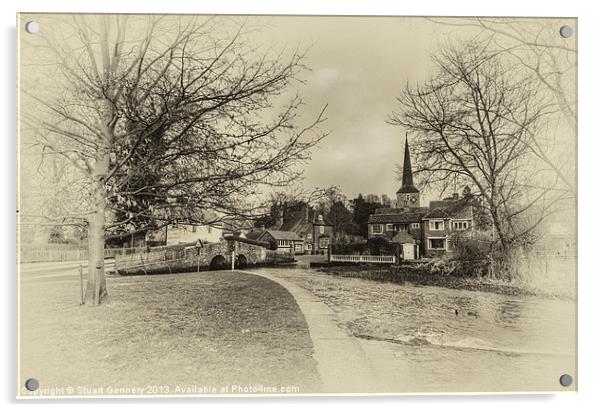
165 223 223 245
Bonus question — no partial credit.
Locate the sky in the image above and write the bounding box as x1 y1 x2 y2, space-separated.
18 15 576 207
250 16 445 200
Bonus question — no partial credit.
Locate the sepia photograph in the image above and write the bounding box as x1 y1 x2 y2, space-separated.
16 13 577 397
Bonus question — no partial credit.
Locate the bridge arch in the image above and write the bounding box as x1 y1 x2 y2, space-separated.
209 254 229 270
236 254 248 269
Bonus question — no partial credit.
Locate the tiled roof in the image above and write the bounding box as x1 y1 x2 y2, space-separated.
424 199 473 219
423 208 450 219
392 231 417 244
368 210 427 224
245 229 264 240
374 207 428 214
272 208 332 233
260 230 303 241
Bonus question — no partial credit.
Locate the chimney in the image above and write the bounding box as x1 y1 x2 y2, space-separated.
317 214 324 224
452 193 459 200
276 207 284 229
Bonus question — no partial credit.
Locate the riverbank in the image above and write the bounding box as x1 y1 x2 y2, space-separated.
312 263 575 299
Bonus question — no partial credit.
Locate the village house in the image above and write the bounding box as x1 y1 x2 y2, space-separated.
368 137 474 259
145 214 254 247
422 196 474 257
257 229 304 254
258 205 333 254
156 222 224 245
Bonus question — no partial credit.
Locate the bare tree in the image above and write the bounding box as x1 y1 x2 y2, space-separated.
428 18 577 194
389 42 556 262
21 15 327 304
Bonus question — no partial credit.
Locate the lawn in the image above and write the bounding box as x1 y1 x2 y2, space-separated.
19 271 320 396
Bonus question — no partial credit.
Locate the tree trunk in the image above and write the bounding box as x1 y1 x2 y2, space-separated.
489 207 513 280
85 142 110 304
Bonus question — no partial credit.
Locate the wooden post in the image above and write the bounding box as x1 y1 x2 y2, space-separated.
79 263 84 305
231 251 235 270
197 254 200 273
94 265 102 305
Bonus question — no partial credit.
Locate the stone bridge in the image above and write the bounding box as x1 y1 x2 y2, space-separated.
114 240 295 276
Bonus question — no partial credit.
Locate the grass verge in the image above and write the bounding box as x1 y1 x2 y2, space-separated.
19 271 320 395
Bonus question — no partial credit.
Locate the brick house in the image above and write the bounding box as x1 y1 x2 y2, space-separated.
268 205 333 254
422 197 474 257
367 208 427 241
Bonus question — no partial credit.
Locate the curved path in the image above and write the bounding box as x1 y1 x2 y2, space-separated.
237 269 383 394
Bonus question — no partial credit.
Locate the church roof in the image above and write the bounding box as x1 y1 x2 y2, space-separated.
396 136 420 194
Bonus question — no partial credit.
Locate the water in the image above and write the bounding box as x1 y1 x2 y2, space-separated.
361 285 577 392
379 285 575 357
254 267 577 392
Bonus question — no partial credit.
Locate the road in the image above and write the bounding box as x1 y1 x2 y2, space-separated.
19 259 115 281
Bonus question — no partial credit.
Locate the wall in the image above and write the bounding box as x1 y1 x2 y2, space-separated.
422 219 451 258
115 240 293 275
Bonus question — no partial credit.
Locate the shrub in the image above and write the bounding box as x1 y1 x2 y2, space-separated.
446 231 493 277
331 241 368 255
366 237 397 255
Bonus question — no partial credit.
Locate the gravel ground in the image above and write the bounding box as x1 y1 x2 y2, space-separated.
19 271 320 396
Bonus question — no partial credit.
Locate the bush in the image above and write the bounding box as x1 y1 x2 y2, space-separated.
331 241 368 255
366 237 397 255
267 239 279 251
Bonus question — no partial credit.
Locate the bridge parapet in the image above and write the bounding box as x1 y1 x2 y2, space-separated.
114 239 293 275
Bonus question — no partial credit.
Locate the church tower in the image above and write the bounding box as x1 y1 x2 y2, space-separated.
396 135 420 208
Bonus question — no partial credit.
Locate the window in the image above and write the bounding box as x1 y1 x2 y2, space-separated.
306 244 313 250
372 224 383 234
453 221 469 230
405 194 410 201
429 220 444 231
319 238 330 248
386 223 394 231
306 233 313 240
319 225 325 234
411 223 420 229
429 238 446 250
192 225 197 233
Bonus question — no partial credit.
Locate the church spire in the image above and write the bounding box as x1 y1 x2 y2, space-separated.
397 134 419 194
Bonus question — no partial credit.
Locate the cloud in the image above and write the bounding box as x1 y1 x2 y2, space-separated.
311 67 340 88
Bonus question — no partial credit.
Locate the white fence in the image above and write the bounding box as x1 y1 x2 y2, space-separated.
329 255 396 264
